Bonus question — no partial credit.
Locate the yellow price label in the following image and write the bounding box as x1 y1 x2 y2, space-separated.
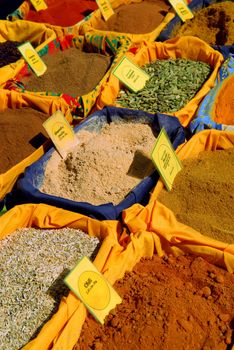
43 110 77 158
151 128 182 191
169 0 193 21
96 0 114 21
30 0 48 11
64 256 122 324
112 56 150 93
18 42 47 77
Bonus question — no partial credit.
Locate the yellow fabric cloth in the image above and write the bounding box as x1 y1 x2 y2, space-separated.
0 19 56 86
97 36 223 127
0 88 72 199
81 0 175 43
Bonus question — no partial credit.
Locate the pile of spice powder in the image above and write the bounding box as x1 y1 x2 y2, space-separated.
213 74 234 125
26 0 98 27
117 58 211 113
76 254 234 349
0 107 49 173
0 41 22 67
95 0 170 34
41 121 156 205
21 48 111 96
0 227 100 350
158 148 234 244
172 2 234 45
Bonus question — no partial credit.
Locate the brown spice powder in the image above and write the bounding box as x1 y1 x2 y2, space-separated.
173 1 234 45
76 254 234 350
0 108 49 173
158 148 234 244
21 48 111 96
95 0 170 34
41 122 156 205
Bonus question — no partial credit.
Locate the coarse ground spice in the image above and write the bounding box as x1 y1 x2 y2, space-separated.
214 74 234 125
26 0 98 27
0 227 100 350
21 48 111 96
117 58 211 113
0 107 49 173
94 0 170 34
41 122 156 205
0 41 22 68
172 1 234 45
158 148 234 244
75 254 234 350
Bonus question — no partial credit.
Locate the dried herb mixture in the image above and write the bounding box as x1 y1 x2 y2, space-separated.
0 228 100 350
117 58 211 113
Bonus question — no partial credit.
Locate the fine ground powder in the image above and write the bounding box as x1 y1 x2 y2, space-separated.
173 1 234 45
214 74 234 125
95 0 170 34
76 254 234 350
41 122 156 205
21 48 111 96
0 108 49 173
158 148 234 244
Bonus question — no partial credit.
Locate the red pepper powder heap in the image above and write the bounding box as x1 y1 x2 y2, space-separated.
26 0 98 27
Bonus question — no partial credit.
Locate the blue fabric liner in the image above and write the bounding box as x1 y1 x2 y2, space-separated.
6 106 185 220
157 0 233 44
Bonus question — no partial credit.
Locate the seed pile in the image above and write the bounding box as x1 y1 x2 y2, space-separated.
117 58 211 113
21 48 111 96
0 228 100 350
0 40 22 67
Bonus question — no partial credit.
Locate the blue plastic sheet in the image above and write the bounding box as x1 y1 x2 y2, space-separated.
190 54 234 133
6 107 185 220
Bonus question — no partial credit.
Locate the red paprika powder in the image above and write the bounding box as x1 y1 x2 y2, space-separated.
26 0 98 27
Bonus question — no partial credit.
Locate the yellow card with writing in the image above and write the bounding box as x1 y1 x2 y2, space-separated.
43 110 77 158
30 0 48 11
96 0 114 21
18 42 47 77
112 56 150 93
64 256 122 324
168 0 193 21
151 128 182 191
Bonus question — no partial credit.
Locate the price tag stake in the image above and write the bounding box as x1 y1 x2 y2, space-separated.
168 0 193 22
96 0 114 21
30 0 48 11
18 42 47 77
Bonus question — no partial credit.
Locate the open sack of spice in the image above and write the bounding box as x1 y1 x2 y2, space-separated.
0 88 72 201
0 19 56 86
190 54 234 133
157 0 234 46
0 202 123 350
6 106 185 220
141 129 234 245
81 0 175 44
97 36 223 127
5 34 131 118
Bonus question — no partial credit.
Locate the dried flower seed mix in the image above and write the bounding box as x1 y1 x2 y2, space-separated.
41 122 156 205
0 41 22 68
117 58 211 114
21 48 111 96
0 228 100 350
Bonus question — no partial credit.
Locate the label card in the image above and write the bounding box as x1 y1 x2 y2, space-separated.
18 42 47 77
43 110 77 158
112 56 150 93
30 0 48 11
151 128 182 191
168 0 194 22
64 256 122 325
96 0 114 21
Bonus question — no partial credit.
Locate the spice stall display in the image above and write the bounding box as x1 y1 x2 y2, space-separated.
6 34 131 118
190 54 234 133
0 19 56 86
0 203 122 350
81 0 175 43
97 36 223 127
6 106 185 220
0 88 72 200
157 0 234 44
